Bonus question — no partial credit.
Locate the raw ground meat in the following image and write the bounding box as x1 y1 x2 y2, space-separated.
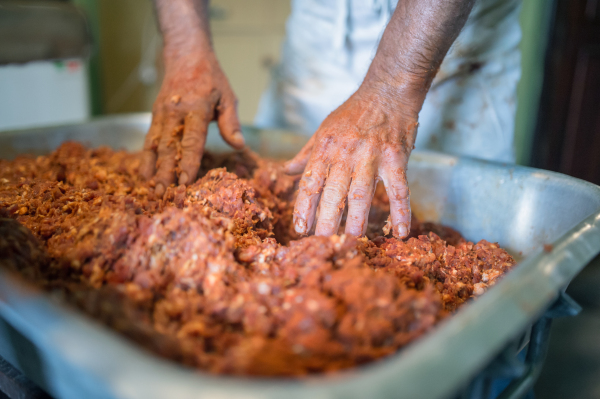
0 142 516 376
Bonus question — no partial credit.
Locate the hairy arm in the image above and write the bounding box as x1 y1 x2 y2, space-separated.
154 0 212 58
287 0 475 238
365 0 475 107
141 0 244 196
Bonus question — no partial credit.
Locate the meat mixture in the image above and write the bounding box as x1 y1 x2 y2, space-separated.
0 142 515 376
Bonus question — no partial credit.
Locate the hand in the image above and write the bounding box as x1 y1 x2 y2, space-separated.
285 89 418 238
140 53 244 195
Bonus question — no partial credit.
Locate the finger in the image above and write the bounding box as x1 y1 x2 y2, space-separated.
345 160 377 237
178 111 209 185
154 115 183 196
216 94 245 149
315 164 352 236
284 135 315 175
140 111 163 180
380 160 411 239
293 160 327 235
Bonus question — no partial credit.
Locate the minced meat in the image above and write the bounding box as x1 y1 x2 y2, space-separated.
0 142 515 376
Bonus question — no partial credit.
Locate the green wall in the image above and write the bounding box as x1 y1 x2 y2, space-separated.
73 0 103 116
515 0 554 165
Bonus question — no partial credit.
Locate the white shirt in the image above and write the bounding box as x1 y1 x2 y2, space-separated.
255 0 522 163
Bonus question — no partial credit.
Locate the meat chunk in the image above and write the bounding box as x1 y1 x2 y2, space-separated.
0 142 516 376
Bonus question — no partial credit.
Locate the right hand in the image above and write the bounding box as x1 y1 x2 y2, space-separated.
284 87 419 239
140 52 244 196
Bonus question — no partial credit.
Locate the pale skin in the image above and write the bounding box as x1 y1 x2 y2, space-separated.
145 0 476 237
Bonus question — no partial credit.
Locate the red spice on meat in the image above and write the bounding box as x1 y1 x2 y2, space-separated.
0 142 516 376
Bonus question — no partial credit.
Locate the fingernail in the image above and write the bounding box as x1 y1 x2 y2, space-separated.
230 131 245 148
155 183 165 197
294 216 307 234
395 223 409 239
179 172 189 185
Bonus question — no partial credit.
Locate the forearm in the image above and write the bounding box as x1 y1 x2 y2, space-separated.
153 0 213 63
363 0 476 113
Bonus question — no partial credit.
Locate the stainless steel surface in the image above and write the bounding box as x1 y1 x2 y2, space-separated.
0 113 308 161
1 113 599 399
0 1 90 65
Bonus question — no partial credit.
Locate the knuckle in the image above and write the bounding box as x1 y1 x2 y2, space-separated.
320 195 345 215
181 132 203 149
179 160 200 174
320 195 343 211
164 101 186 117
157 141 176 157
295 190 318 212
387 183 409 202
185 110 200 123
322 180 347 198
197 99 213 115
162 101 176 113
315 134 335 153
393 206 410 218
299 175 323 194
208 88 221 104
155 162 175 177
391 203 411 219
158 135 175 150
143 136 158 151
348 186 371 204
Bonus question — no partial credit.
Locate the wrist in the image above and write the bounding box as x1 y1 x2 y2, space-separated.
356 75 424 121
163 42 217 72
155 0 213 65
361 46 440 116
163 33 214 63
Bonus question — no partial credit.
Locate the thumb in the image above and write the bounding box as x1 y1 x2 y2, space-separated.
284 135 315 175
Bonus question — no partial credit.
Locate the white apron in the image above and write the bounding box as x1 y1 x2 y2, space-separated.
254 0 522 163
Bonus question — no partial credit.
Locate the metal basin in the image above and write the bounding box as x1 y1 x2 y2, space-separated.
0 113 599 399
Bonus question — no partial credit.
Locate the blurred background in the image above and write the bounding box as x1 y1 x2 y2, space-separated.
0 0 599 397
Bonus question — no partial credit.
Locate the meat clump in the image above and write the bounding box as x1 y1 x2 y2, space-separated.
0 142 516 376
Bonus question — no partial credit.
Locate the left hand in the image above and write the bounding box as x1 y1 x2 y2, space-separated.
284 88 419 238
